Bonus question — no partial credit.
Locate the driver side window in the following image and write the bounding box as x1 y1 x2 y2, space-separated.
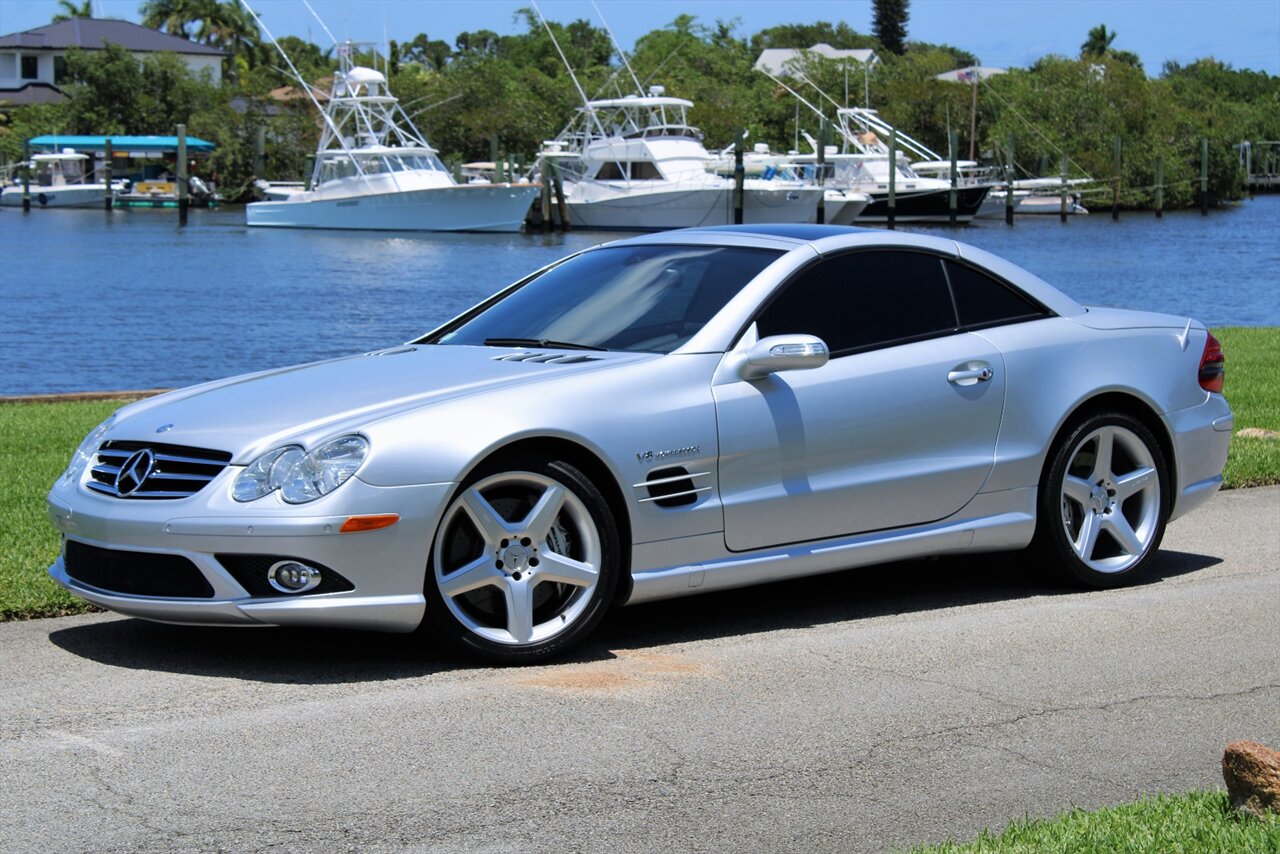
755 250 959 356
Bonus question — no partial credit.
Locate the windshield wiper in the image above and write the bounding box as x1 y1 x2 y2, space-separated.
483 337 608 352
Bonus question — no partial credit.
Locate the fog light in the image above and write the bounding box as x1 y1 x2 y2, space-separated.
267 561 322 594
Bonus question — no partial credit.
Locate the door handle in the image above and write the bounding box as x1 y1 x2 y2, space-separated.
947 365 994 385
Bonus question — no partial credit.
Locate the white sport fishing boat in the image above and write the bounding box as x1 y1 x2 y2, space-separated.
539 88 823 230
247 46 538 232
0 151 126 208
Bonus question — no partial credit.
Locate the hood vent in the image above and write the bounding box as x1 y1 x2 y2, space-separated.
634 466 711 508
491 352 601 365
365 346 418 356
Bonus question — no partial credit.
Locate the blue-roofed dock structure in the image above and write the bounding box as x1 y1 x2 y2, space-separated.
27 134 220 207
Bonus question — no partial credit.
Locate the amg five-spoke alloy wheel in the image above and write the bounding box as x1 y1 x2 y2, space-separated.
425 458 620 662
1037 412 1169 587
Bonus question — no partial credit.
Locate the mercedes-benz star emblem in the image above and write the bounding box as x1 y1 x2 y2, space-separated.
115 449 156 497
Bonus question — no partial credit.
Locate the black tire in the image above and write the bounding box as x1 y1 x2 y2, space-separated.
423 456 621 663
1032 411 1169 588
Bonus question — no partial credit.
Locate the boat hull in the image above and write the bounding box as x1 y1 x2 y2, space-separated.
0 185 113 208
245 184 540 232
565 186 823 230
854 185 990 223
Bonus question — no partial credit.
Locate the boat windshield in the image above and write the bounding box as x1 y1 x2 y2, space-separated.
423 244 783 354
317 150 447 183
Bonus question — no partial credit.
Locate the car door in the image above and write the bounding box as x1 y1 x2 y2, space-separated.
713 249 1007 552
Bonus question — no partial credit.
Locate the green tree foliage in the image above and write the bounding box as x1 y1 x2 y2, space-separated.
873 0 910 56
4 14 1270 207
51 0 94 22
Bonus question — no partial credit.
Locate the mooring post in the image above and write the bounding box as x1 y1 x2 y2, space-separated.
304 154 315 191
1200 137 1209 216
1244 141 1252 198
887 129 897 230
539 158 552 233
21 139 30 212
1004 135 1015 225
254 125 265 183
733 129 745 225
1059 152 1068 223
550 160 569 231
103 138 114 210
948 129 958 226
816 119 826 224
1111 135 1121 221
1155 155 1164 218
177 123 188 225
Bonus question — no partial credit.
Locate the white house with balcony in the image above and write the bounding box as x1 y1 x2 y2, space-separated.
0 18 224 105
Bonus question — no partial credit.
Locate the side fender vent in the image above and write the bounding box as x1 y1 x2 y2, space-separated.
634 466 711 508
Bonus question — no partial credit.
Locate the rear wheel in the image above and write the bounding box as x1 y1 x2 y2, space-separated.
1035 412 1169 587
425 458 620 662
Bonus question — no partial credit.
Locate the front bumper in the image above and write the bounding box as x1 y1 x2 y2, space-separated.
47 472 455 632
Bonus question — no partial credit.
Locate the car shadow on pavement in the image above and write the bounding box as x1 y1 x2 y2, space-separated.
46 548 1219 683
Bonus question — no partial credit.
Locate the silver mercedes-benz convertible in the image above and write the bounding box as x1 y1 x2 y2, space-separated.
48 225 1232 661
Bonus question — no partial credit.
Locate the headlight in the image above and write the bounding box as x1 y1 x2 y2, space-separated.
233 435 368 504
61 415 116 484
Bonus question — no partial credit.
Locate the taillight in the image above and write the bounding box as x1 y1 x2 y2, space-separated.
1198 332 1224 393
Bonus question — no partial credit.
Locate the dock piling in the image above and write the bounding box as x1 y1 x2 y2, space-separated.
948 130 958 226
1111 135 1121 221
177 124 189 226
887 129 897 230
733 129 745 225
1059 153 1068 223
254 126 265 183
550 160 570 231
21 139 30 212
1005 135 1014 226
103 138 114 211
539 158 552 233
1155 155 1164 218
816 119 826 225
1200 138 1209 216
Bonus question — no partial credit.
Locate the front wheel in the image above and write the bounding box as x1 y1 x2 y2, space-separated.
1034 412 1169 588
424 458 621 662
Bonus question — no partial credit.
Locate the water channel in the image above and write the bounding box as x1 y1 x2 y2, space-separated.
1 195 1276 396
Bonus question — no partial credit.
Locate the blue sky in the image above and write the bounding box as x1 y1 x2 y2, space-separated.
2 0 1277 76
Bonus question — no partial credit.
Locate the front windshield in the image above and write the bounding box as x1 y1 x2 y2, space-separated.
425 244 781 353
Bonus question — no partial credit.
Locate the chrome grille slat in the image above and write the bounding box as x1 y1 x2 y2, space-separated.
87 440 231 500
637 486 712 504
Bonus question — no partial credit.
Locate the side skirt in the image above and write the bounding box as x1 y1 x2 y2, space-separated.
624 488 1037 605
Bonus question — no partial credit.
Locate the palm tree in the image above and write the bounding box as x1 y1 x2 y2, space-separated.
1081 24 1117 58
198 1 261 81
140 0 210 39
52 0 94 22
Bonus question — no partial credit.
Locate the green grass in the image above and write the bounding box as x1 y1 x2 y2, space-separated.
0 328 1275 621
1216 327 1280 488
0 398 122 620
908 790 1280 853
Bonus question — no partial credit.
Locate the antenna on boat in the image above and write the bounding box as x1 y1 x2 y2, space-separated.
530 0 606 137
589 0 643 95
302 0 339 47
236 0 366 178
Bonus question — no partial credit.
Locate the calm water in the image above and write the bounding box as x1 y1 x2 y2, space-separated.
1 196 1277 395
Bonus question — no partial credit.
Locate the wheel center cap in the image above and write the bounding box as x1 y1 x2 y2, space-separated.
502 544 531 570
1089 485 1110 513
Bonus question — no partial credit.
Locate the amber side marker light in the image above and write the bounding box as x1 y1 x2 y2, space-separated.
340 514 400 533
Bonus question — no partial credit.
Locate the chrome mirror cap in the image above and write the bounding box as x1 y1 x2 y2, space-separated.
742 335 830 379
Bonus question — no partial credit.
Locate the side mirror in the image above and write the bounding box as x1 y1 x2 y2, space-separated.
742 334 829 379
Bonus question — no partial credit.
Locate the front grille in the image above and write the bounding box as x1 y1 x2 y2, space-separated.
87 440 232 499
65 540 215 598
217 554 354 597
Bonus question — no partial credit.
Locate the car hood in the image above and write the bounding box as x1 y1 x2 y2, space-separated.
108 345 656 461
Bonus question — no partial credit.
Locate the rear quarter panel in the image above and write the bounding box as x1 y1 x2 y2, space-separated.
975 314 1212 493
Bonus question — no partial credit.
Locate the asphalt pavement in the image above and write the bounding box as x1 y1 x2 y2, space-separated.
1 486 1277 853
